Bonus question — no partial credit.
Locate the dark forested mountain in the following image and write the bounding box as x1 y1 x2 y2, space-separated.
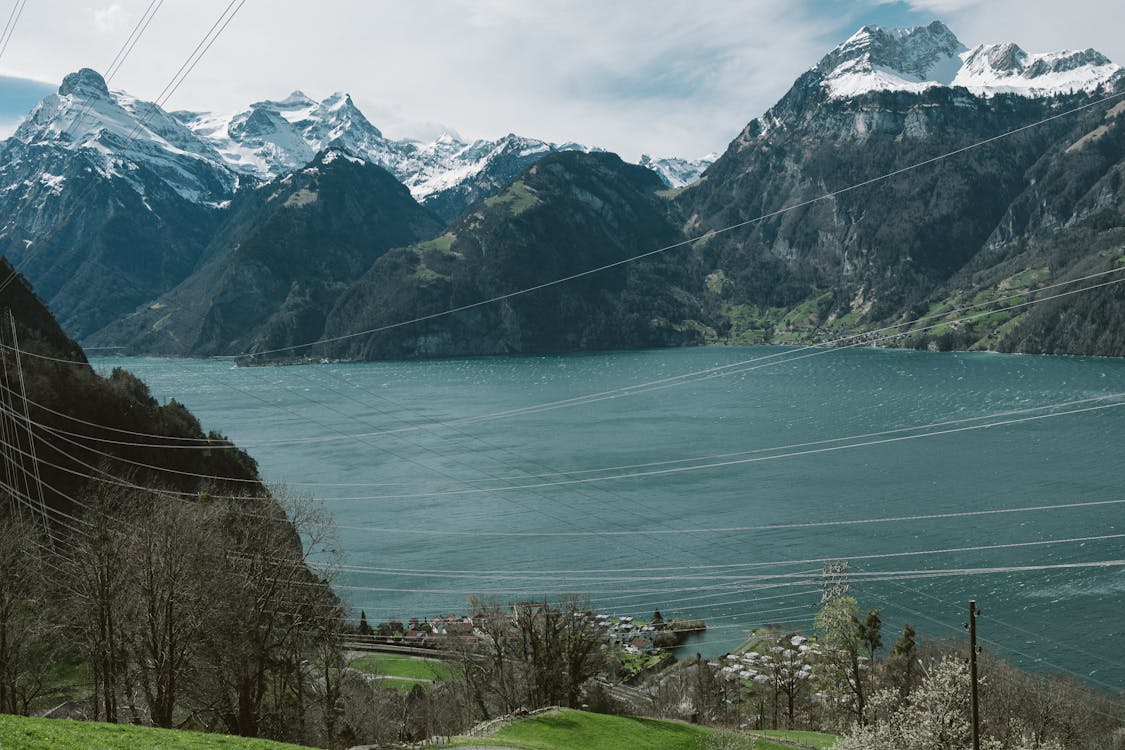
319 151 705 360
88 149 445 357
0 257 263 521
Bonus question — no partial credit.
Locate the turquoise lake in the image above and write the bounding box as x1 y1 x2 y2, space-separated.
92 346 1125 690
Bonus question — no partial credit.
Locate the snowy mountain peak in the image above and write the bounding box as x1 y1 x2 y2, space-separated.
818 21 966 97
964 42 1026 74
58 67 111 99
956 44 1121 95
6 69 239 203
252 90 316 111
818 22 1122 99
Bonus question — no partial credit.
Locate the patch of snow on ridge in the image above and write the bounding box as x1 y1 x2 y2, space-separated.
320 149 363 165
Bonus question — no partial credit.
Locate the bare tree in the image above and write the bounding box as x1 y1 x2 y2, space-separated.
69 483 132 723
0 508 57 715
195 488 339 740
121 496 218 728
457 597 605 717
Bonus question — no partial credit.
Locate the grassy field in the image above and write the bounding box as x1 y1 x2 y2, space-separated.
349 653 453 680
0 714 312 750
447 708 834 750
756 729 838 748
348 652 455 693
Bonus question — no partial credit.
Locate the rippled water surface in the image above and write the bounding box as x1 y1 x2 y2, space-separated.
93 346 1125 688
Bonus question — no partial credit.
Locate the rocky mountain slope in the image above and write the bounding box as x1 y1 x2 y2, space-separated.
311 21 1125 361
4 22 1124 361
0 69 711 344
677 21 1125 355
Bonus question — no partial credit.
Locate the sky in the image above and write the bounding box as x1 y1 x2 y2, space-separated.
1 0 1123 159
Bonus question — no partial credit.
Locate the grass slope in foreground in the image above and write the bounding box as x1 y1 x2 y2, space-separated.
0 714 312 750
447 708 834 750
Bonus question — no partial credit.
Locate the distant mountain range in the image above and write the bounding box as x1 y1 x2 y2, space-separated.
4 21 1125 359
0 68 709 340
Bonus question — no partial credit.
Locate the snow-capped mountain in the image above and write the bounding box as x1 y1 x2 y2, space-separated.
173 91 596 220
172 90 393 184
8 68 239 203
0 69 237 337
817 21 1122 100
639 153 717 188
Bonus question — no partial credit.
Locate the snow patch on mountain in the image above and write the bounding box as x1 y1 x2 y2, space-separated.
818 21 1122 100
639 153 716 188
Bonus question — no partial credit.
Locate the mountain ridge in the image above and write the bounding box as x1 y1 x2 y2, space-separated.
3 21 1124 360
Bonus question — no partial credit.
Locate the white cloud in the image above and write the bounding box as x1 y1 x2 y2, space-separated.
895 0 1125 58
2 1 1122 160
892 0 983 12
0 118 21 138
93 3 129 34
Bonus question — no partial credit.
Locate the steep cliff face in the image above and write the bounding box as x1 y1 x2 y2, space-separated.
88 149 445 357
673 22 1125 349
917 96 1125 356
319 151 705 360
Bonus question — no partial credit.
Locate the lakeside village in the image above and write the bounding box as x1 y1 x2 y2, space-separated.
345 602 829 724
352 606 711 680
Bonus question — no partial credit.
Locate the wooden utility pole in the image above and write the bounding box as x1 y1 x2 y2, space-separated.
968 600 981 750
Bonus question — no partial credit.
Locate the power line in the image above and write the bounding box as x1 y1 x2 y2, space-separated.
866 587 1125 699
309 532 1125 579
103 0 164 81
0 0 28 63
146 0 238 109
82 268 1124 451
13 392 1122 505
16 360 1121 464
20 267 1121 455
304 561 1125 598
328 496 1125 537
266 400 1125 502
260 360 754 590
62 0 165 143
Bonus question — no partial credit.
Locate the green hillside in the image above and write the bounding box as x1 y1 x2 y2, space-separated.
447 708 834 750
0 714 313 750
